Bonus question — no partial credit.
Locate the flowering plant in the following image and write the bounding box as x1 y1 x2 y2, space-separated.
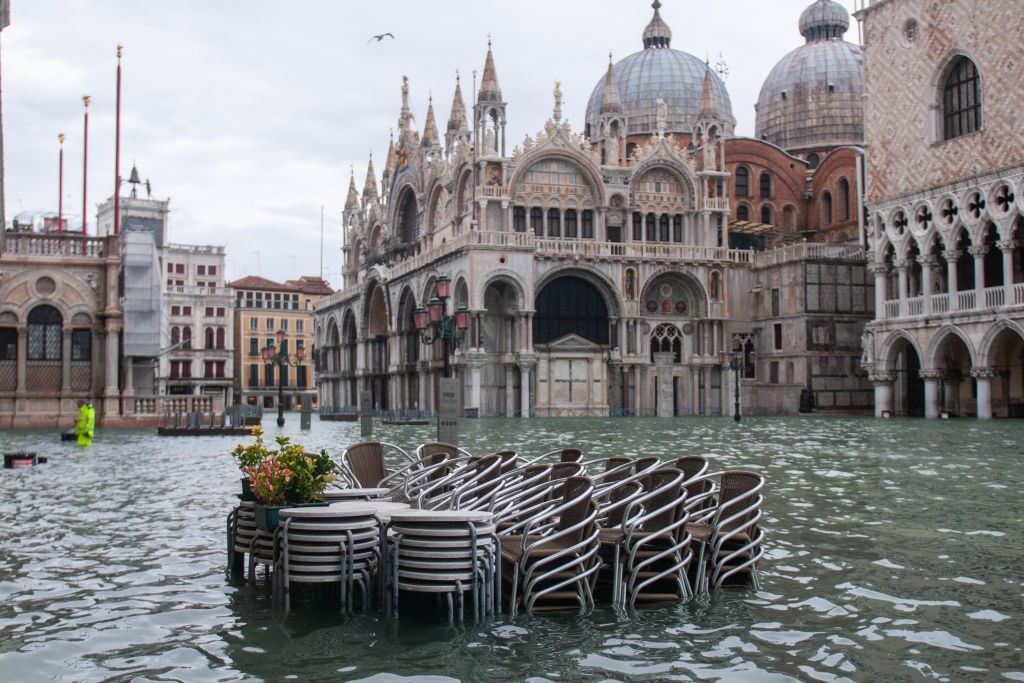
233 429 336 505
231 426 269 471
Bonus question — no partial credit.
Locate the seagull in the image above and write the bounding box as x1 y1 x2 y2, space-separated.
368 33 396 43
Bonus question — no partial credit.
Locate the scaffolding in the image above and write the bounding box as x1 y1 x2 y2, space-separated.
122 231 161 357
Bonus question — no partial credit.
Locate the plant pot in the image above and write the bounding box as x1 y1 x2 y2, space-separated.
253 502 328 532
240 477 255 501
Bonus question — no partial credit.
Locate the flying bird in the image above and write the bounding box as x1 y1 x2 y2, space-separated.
368 33 396 43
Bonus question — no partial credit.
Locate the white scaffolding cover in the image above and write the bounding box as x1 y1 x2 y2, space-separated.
122 232 161 357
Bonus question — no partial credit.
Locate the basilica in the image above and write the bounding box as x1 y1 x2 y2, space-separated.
314 0 874 418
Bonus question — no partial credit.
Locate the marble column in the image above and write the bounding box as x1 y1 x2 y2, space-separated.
972 367 995 419
469 362 482 417
505 366 515 417
999 240 1017 303
61 327 72 391
970 245 987 292
872 263 887 316
16 326 26 392
944 249 960 309
519 364 532 418
896 260 909 315
921 369 943 419
104 323 119 397
919 256 935 314
872 371 894 417
419 370 429 412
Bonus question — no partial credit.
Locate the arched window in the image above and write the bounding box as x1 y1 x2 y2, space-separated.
581 210 594 239
783 205 796 230
737 204 750 221
204 327 215 350
673 215 683 242
513 206 526 232
27 305 62 361
547 208 561 237
171 326 180 346
735 166 749 197
761 205 773 225
659 214 670 242
943 56 981 140
182 326 192 349
530 207 544 236
632 212 643 241
396 190 419 244
564 209 578 239
216 328 226 350
838 178 851 221
759 172 772 199
534 276 609 345
822 191 833 225
646 213 657 242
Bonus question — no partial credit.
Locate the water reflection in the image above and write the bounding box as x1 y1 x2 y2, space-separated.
0 417 1021 681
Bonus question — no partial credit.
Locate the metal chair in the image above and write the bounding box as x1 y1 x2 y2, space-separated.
500 476 602 614
686 471 765 593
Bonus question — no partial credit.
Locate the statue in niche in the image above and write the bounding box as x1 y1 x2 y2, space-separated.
656 92 668 135
860 330 874 368
624 270 635 300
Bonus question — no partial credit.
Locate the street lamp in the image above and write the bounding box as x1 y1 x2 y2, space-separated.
262 330 305 427
413 275 469 379
719 337 753 423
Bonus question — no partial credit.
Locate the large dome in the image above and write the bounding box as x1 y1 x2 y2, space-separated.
586 2 735 137
755 0 864 152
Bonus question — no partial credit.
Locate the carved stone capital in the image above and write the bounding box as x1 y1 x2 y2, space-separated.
942 249 962 262
870 370 895 384
968 244 989 258
971 367 996 380
997 240 1018 252
869 262 890 275
917 255 939 268
919 369 944 381
895 259 911 272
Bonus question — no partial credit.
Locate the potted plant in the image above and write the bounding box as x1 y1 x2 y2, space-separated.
231 426 268 500
234 431 337 531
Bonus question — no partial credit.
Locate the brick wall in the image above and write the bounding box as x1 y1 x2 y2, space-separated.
862 0 1024 204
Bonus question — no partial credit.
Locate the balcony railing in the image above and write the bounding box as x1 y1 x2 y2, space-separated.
475 185 509 199
704 198 730 212
166 285 233 297
880 283 1024 320
3 233 109 258
752 243 865 268
535 237 752 264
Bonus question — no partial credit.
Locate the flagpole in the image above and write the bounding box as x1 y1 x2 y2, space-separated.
113 45 122 236
81 95 90 255
320 204 324 281
57 133 65 234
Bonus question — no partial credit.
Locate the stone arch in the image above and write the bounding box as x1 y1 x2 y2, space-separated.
534 265 623 318
534 274 611 346
476 269 527 312
362 279 391 338
925 325 977 370
639 268 710 318
628 159 698 212
877 330 924 373
510 150 606 207
426 180 449 235
978 319 1024 367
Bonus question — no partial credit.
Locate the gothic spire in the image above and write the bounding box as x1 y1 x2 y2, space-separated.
447 71 468 132
345 168 360 211
384 130 398 177
423 94 440 147
362 152 378 203
698 64 720 121
599 52 623 115
478 37 502 102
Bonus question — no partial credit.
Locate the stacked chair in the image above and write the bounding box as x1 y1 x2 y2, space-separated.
227 441 766 620
386 509 499 622
271 506 382 614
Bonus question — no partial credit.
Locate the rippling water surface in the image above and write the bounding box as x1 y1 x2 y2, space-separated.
1 417 1022 682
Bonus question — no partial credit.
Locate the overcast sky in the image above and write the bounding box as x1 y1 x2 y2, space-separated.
3 0 856 286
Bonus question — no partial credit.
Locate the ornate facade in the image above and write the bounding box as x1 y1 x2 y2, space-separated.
859 0 1024 418
315 1 874 418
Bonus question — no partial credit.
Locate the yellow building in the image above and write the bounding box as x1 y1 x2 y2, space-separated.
229 275 332 410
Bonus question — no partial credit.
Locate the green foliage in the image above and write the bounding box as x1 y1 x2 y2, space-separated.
234 428 336 505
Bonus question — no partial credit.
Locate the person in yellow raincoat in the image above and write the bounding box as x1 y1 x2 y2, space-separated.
74 400 95 446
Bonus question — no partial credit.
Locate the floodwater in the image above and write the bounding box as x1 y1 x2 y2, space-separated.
0 417 1022 682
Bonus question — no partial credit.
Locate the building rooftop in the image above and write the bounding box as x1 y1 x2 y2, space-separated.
229 275 333 295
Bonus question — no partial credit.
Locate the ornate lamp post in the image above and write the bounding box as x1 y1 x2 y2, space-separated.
719 337 753 423
262 329 305 427
412 275 470 379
